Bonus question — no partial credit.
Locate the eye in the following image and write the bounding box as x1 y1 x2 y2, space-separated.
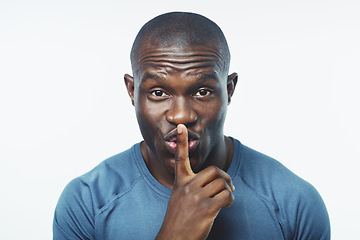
152 90 165 97
149 89 169 99
195 89 212 97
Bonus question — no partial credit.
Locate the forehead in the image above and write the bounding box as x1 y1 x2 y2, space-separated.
133 44 227 82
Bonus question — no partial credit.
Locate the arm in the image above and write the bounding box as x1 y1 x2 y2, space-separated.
53 179 95 240
156 124 235 240
293 185 330 240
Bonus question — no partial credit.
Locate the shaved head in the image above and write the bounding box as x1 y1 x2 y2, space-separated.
124 11 239 183
130 12 231 75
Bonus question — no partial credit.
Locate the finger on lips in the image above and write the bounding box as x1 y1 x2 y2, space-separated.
175 124 193 177
175 124 235 193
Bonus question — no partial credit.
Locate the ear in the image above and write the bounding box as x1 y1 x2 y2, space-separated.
124 74 135 106
227 72 238 105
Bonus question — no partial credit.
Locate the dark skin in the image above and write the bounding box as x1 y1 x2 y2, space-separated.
124 40 238 239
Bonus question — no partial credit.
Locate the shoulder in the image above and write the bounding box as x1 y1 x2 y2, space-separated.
53 143 143 239
232 140 330 239
59 143 143 211
237 143 308 195
234 142 320 201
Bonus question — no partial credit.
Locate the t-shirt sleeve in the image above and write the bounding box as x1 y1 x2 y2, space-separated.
286 182 331 240
53 178 95 240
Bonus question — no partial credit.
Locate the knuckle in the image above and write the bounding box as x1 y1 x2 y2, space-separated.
180 184 202 203
223 189 232 199
226 178 233 189
208 165 220 176
217 178 227 189
183 184 191 195
191 193 201 204
211 190 235 210
219 189 233 203
178 182 194 195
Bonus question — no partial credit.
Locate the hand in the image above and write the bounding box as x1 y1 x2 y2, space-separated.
156 124 235 240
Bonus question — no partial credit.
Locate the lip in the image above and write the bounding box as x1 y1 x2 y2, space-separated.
163 128 200 155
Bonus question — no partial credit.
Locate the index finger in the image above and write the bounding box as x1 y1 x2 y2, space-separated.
175 124 193 180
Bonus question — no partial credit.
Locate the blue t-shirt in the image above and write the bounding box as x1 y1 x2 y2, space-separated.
53 139 330 239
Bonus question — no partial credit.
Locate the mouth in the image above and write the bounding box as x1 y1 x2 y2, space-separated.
164 128 200 155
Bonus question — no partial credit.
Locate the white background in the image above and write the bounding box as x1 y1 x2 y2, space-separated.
1 0 359 239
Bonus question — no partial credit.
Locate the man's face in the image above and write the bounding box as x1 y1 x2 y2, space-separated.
126 41 235 174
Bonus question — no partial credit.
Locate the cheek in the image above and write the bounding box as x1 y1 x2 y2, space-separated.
136 100 166 126
197 96 227 126
135 96 152 133
135 97 168 142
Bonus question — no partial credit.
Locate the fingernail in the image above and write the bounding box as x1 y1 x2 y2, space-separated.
232 185 235 191
177 125 183 134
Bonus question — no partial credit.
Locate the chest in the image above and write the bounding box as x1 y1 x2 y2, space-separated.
93 186 286 239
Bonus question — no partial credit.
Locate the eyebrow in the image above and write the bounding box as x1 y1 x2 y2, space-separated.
140 71 221 83
195 72 220 82
141 72 165 83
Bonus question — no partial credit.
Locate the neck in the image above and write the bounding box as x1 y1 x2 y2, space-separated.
203 136 233 172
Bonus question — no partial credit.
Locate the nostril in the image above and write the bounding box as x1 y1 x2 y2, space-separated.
165 108 198 125
165 97 198 125
189 110 198 122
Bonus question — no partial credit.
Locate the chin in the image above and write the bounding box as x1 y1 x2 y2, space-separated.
166 159 176 174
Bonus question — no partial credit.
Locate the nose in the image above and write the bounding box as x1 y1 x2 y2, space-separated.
166 97 198 126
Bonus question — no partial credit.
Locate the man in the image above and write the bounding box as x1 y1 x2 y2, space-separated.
53 12 330 239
